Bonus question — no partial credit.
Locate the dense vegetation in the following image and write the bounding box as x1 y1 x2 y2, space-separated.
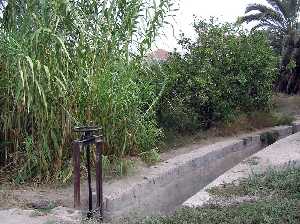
0 2 278 183
239 0 300 94
137 166 300 224
0 0 174 182
157 19 277 132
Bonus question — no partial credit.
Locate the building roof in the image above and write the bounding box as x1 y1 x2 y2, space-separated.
147 49 170 61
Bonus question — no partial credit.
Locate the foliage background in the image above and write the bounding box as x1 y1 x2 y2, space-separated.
157 19 277 132
0 2 277 183
0 0 173 182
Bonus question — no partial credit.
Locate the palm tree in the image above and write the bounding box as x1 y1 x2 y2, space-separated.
239 0 300 94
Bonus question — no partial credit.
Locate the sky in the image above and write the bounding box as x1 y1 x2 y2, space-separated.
0 0 270 51
154 0 267 51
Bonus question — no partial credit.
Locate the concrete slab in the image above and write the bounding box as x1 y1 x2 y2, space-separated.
94 124 296 220
183 132 300 208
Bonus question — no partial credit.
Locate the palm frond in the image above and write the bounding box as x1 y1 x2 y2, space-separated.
251 21 286 34
245 3 286 25
240 12 285 29
266 0 288 18
239 0 300 40
239 0 295 55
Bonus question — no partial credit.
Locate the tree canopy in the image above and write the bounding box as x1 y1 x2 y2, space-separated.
240 0 300 94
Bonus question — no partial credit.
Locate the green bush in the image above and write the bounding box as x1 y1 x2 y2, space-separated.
158 18 277 132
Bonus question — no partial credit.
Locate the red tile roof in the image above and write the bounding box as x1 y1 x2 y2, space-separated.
148 49 170 61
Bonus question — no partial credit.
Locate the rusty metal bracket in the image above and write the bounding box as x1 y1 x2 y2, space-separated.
73 126 103 221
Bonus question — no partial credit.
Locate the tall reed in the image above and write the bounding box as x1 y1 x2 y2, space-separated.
0 0 174 182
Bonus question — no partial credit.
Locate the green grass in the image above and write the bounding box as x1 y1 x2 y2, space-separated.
208 166 300 198
140 200 299 224
136 167 300 224
140 149 161 165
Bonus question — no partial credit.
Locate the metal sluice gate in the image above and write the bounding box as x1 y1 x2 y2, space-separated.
73 126 103 221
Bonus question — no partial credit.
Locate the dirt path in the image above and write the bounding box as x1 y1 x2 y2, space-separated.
0 207 82 224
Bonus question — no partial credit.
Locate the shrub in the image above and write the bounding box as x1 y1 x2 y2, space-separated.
158 18 277 132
